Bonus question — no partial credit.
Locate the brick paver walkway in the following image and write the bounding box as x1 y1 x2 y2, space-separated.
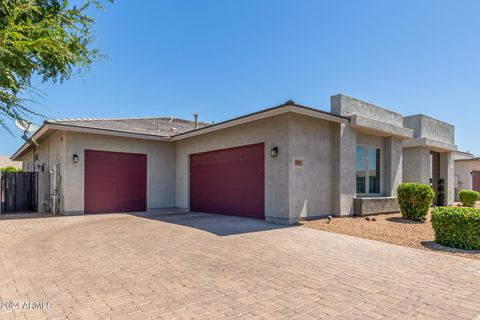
0 211 479 319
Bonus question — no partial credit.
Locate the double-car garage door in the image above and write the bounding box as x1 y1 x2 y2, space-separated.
190 143 265 218
83 144 265 218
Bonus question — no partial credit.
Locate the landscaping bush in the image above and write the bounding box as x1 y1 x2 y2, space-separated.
0 166 21 172
458 190 480 207
397 183 435 221
431 207 480 250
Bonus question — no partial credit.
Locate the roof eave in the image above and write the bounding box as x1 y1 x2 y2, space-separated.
171 103 349 141
11 123 50 160
11 122 172 160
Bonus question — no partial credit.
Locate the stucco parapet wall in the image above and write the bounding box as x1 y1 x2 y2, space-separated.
403 137 457 152
403 114 454 144
331 94 403 127
349 114 413 139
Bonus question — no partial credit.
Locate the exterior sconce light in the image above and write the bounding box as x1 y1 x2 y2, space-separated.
271 147 278 158
73 154 79 163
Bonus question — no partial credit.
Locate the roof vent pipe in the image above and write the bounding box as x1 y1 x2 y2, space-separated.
193 113 199 129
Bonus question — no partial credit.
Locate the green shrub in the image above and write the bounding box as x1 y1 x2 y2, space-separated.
431 207 480 250
458 190 480 207
397 183 435 221
0 166 21 172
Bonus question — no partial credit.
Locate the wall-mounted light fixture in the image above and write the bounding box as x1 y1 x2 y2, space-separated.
73 154 79 163
270 147 279 158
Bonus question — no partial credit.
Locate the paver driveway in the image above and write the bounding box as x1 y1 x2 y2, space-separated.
0 211 479 320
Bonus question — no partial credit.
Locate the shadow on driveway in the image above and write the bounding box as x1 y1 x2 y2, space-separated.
421 240 480 255
134 210 293 236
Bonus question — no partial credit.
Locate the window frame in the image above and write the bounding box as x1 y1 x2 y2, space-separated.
356 144 382 196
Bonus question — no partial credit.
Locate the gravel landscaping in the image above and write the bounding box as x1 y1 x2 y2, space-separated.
301 204 480 260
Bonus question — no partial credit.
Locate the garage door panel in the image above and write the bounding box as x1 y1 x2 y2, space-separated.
190 143 265 218
85 150 147 213
473 171 480 192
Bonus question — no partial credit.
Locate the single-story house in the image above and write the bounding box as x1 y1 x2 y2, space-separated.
454 151 480 199
11 94 457 223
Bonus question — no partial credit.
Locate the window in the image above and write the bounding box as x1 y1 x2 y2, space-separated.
356 145 381 194
356 146 366 194
368 147 380 194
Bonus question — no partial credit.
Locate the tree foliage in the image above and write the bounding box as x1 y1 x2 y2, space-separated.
0 0 110 132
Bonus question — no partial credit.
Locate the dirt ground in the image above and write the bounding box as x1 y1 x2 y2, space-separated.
301 207 480 260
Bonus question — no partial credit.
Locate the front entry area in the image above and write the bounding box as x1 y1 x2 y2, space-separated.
189 143 265 219
84 150 147 213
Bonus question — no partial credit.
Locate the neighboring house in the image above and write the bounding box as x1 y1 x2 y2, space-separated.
454 151 480 199
0 155 22 170
10 94 457 223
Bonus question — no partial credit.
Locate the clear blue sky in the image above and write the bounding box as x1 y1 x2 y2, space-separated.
2 0 480 156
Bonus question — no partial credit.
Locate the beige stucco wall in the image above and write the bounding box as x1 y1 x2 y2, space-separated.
288 114 340 220
18 131 66 212
175 114 291 222
63 132 176 214
455 160 480 191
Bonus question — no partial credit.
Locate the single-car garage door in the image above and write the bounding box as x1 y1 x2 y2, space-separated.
85 150 147 213
473 171 480 192
190 143 265 218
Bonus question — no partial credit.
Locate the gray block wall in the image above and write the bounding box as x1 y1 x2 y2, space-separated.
331 94 403 127
403 114 454 144
402 147 431 185
336 123 357 216
384 137 403 197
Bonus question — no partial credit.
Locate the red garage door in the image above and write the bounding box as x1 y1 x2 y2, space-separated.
190 143 265 218
85 150 147 213
473 171 480 192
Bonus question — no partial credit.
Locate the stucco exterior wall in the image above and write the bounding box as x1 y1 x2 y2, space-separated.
337 124 356 216
64 132 176 214
402 147 431 184
455 160 480 191
176 113 342 223
403 115 454 144
440 152 455 205
384 137 403 197
175 114 291 222
288 114 340 220
331 94 403 127
18 131 66 212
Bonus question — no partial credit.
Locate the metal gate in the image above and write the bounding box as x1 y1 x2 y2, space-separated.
0 172 38 214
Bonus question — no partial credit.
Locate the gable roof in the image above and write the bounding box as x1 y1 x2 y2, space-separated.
11 101 350 160
48 117 210 137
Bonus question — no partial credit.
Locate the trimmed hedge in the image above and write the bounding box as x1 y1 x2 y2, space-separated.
397 183 435 221
458 190 480 207
431 207 480 250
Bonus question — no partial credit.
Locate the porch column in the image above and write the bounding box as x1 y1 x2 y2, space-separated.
337 124 357 216
440 151 455 205
384 137 402 197
402 147 431 185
